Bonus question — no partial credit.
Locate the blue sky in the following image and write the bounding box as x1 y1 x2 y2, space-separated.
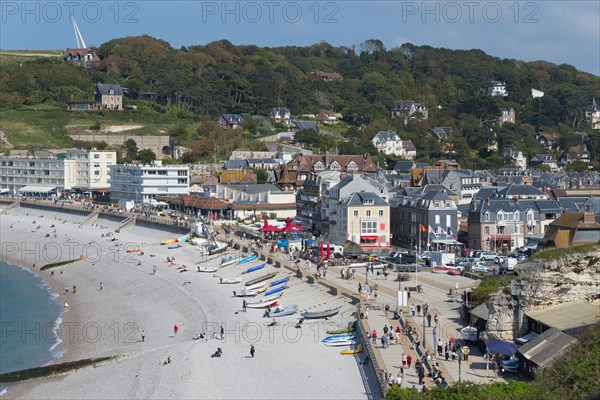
1 1 599 75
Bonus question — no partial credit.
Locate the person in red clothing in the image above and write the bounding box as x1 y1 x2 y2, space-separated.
174 324 179 335
407 354 412 368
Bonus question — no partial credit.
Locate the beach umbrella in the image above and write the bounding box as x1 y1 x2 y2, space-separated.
283 217 305 232
327 243 331 260
319 241 324 258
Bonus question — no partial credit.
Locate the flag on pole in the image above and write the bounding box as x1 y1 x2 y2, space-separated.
420 224 427 233
438 227 447 236
447 227 457 239
428 225 438 236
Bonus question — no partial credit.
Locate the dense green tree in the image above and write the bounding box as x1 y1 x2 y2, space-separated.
138 149 157 164
123 139 138 159
254 169 269 184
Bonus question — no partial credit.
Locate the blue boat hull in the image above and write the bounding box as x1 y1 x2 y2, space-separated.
247 263 266 273
270 277 290 286
237 255 258 265
264 285 288 296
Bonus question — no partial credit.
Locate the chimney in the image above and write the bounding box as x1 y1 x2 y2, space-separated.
583 211 595 225
486 197 491 206
513 196 519 205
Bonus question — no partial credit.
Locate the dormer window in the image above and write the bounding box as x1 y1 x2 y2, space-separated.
363 199 374 205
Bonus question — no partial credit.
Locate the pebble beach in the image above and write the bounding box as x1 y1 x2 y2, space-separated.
0 207 378 399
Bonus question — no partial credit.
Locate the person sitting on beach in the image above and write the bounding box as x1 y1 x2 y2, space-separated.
211 348 223 358
268 319 277 327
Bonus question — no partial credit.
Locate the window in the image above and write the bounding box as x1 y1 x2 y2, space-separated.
435 215 440 224
446 215 451 228
483 212 490 222
353 210 359 218
361 221 377 234
484 226 490 235
366 210 371 217
94 154 100 159
379 210 384 217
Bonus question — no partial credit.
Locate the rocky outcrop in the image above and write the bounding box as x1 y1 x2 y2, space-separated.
483 245 600 341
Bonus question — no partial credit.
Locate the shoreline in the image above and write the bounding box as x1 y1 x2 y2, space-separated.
0 207 376 399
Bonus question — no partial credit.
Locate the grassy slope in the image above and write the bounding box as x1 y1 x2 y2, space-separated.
0 106 188 149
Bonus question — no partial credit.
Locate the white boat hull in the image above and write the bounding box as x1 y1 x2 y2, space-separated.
325 340 357 347
220 278 242 284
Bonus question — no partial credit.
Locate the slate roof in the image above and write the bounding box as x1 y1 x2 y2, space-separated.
294 120 317 130
495 184 547 198
430 127 452 139
95 83 123 95
343 191 389 207
557 197 588 213
223 183 285 194
373 130 401 142
223 159 248 170
393 161 416 173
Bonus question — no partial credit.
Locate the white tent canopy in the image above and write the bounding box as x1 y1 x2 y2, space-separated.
18 185 56 193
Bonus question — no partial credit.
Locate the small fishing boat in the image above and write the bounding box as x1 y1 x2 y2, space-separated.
264 285 288 296
325 340 357 347
269 276 291 287
246 282 267 291
219 277 242 284
322 336 356 343
161 239 177 245
221 257 242 267
321 333 355 342
126 248 142 253
267 304 298 318
197 266 218 273
248 293 282 305
301 305 342 319
245 299 278 309
340 345 363 355
234 289 258 297
168 244 182 249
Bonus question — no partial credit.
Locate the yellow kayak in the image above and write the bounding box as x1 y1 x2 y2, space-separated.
161 239 177 245
340 345 363 355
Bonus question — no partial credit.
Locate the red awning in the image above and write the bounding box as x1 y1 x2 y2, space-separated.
361 235 379 240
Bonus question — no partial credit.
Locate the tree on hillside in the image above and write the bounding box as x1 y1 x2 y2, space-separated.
254 169 269 184
123 139 138 159
138 149 156 164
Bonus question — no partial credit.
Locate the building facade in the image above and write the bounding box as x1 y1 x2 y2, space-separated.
329 191 391 251
108 161 189 204
0 150 116 195
94 83 123 110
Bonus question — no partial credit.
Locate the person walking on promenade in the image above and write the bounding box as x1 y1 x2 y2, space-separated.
99 282 103 291
173 324 179 335
250 345 255 358
407 354 412 368
220 325 225 340
243 299 247 312
141 330 145 342
411 304 416 317
427 313 432 327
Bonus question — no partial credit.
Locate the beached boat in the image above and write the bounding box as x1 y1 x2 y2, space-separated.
221 256 242 267
220 277 242 284
126 248 142 253
460 326 478 342
264 285 288 296
161 239 177 245
340 345 363 355
245 299 278 309
327 327 356 335
321 333 355 342
245 272 278 286
168 244 182 249
247 293 282 305
208 242 228 255
267 304 298 318
246 282 267 291
325 340 357 347
243 263 265 274
234 289 258 297
301 305 342 319
197 266 219 273
322 335 356 343
237 255 258 265
269 276 291 287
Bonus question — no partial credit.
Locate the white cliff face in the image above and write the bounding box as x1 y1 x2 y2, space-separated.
483 246 600 341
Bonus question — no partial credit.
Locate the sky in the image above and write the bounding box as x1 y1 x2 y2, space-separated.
1 1 599 75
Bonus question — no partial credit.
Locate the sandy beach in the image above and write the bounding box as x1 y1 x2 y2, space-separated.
0 207 378 399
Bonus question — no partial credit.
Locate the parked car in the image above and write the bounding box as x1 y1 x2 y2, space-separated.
472 264 489 273
446 264 465 272
479 252 498 261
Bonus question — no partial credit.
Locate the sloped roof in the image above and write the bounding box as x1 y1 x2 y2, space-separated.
547 211 600 229
343 191 388 207
96 83 123 95
526 302 600 331
373 130 400 142
518 328 577 368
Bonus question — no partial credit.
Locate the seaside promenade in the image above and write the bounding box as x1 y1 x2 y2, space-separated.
230 231 505 393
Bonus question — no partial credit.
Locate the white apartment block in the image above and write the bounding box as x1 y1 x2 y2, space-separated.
109 161 189 204
0 150 116 196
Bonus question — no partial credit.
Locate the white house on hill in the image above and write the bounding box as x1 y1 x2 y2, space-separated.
372 131 416 159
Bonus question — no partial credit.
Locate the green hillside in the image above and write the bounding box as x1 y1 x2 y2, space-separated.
1 37 599 167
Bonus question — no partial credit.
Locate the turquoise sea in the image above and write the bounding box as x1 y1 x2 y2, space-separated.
0 261 64 393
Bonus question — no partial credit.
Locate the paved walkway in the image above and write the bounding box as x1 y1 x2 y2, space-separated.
230 234 504 388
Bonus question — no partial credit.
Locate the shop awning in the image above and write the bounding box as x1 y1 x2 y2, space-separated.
0 188 9 194
18 185 56 193
487 339 518 356
361 235 379 240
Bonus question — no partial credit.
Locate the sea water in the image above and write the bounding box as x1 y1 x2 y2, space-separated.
0 261 64 394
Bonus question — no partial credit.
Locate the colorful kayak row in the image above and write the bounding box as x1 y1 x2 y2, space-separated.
161 235 189 245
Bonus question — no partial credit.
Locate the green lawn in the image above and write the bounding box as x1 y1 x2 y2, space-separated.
529 243 600 261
